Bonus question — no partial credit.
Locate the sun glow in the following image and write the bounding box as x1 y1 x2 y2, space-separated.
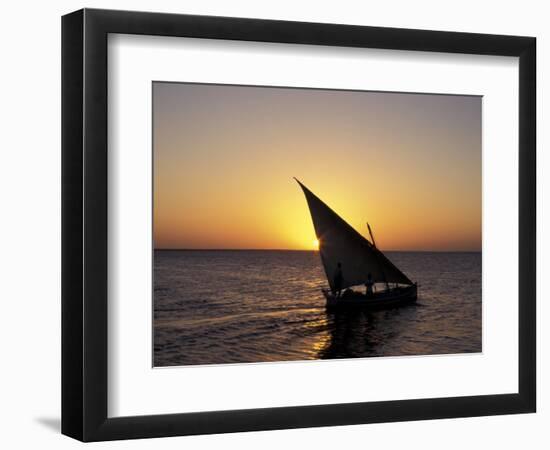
153 83 482 252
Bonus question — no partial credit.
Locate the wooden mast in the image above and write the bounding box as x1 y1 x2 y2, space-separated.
367 223 390 291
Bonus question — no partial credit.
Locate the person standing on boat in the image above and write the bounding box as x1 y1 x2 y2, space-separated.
333 262 343 298
365 273 374 297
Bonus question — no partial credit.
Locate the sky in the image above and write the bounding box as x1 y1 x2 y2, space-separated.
153 82 481 251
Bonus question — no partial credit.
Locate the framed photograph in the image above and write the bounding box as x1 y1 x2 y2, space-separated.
61 8 536 441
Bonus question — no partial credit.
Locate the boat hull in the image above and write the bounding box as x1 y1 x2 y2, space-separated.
323 284 417 310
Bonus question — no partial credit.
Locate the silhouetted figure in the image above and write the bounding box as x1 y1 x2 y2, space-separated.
333 262 343 298
365 273 374 297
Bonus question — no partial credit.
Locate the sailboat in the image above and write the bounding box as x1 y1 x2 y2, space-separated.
295 178 417 309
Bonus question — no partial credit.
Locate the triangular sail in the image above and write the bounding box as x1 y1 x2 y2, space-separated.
296 179 412 291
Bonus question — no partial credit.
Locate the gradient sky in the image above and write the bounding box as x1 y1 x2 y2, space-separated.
153 82 481 251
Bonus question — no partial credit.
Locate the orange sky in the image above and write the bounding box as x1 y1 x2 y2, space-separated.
153 83 481 251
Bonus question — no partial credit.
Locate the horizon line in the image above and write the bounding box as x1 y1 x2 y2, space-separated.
154 248 482 253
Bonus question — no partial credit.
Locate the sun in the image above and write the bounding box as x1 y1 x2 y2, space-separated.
313 238 320 250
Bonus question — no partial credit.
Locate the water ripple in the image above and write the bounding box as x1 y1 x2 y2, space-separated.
154 250 481 367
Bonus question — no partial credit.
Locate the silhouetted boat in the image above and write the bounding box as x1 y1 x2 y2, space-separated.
295 178 417 309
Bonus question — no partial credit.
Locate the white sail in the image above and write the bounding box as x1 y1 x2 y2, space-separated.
296 179 412 291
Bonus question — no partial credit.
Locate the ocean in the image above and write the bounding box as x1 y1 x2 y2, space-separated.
154 250 481 367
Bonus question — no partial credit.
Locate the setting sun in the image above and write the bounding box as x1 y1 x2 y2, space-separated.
313 239 320 250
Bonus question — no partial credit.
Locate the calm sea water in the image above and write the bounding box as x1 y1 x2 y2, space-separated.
154 250 481 367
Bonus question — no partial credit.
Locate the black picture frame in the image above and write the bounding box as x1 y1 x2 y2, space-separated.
62 8 536 442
